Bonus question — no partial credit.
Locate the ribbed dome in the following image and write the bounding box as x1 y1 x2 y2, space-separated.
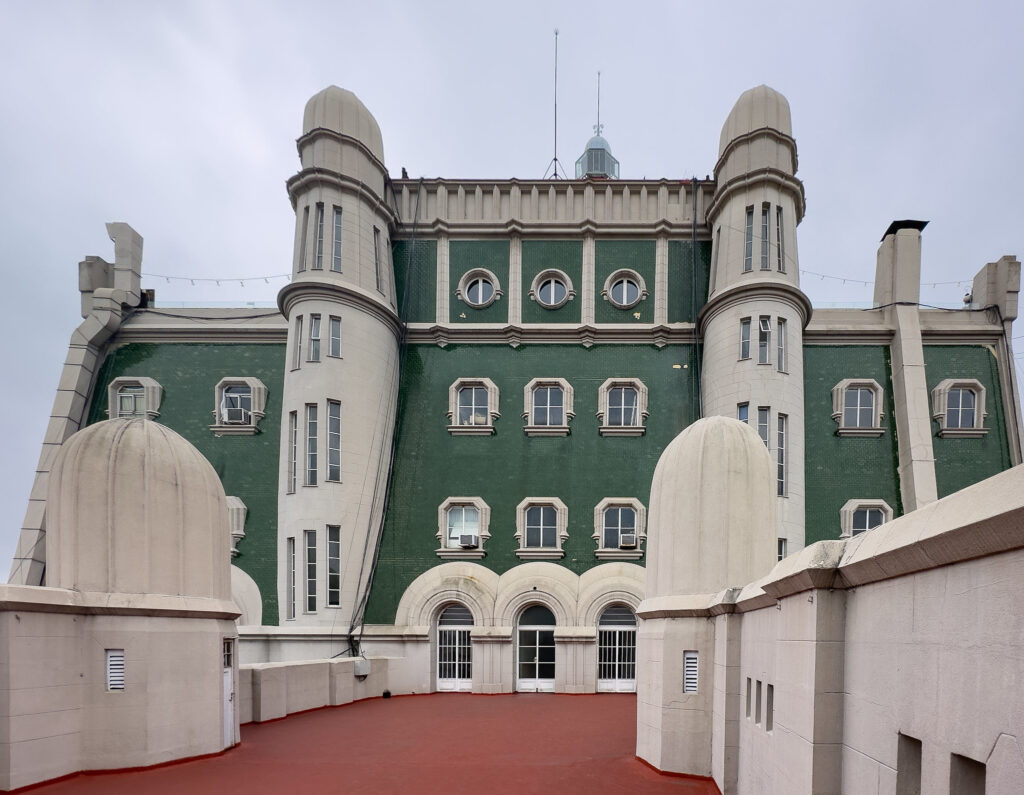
646 416 776 597
584 134 613 154
719 85 793 156
46 418 231 599
302 85 385 162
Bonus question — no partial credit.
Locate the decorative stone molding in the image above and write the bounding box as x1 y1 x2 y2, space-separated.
210 377 268 436
592 497 647 560
435 497 490 559
839 499 893 539
831 378 885 437
106 376 163 420
931 378 988 437
455 268 503 309
447 378 500 435
596 378 648 436
226 497 248 557
514 498 569 560
601 269 648 309
528 269 575 309
522 378 574 436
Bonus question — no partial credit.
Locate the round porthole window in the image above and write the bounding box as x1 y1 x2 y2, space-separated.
458 269 502 308
530 270 574 309
603 270 646 309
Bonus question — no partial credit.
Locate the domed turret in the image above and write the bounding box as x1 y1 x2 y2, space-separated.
575 133 619 179
718 84 793 156
302 85 385 163
46 418 231 599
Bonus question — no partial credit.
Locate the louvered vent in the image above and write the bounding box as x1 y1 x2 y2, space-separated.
683 650 698 693
106 649 125 691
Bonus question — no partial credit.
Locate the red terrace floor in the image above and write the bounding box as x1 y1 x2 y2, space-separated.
25 694 719 794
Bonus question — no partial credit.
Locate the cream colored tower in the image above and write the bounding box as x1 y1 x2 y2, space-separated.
700 86 810 553
277 87 400 632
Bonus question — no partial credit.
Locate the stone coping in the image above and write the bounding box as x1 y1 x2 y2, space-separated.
0 584 240 619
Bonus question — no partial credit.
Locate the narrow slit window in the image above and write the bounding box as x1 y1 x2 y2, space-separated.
106 649 125 691
308 314 321 362
683 650 698 693
298 206 309 272
777 538 787 561
327 525 341 607
327 400 341 482
305 404 318 486
743 206 753 272
287 411 297 493
777 414 787 496
329 316 341 357
293 316 303 370
331 206 343 272
737 403 749 423
745 677 752 717
777 318 787 371
758 407 770 447
304 529 316 613
776 206 785 272
373 227 383 292
758 317 771 364
740 318 751 359
755 680 762 724
760 203 770 270
313 203 324 270
766 684 774 731
286 537 296 620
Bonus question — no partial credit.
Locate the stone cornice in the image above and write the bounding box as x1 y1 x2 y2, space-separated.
277 281 402 337
705 166 806 225
713 126 799 178
698 280 813 333
295 127 388 174
286 167 397 225
394 219 711 238
0 585 240 620
404 322 698 348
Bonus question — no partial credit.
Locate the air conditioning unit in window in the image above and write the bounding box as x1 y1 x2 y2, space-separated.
459 534 479 549
619 533 637 549
223 407 251 424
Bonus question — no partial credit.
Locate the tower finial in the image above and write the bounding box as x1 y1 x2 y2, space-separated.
594 71 603 136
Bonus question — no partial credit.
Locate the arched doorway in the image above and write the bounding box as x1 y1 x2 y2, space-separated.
517 604 556 692
597 604 636 692
436 603 473 691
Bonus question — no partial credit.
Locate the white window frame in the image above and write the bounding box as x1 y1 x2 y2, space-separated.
529 269 575 309
832 378 886 437
286 411 297 494
297 206 309 272
210 377 267 436
757 406 770 447
327 525 341 607
326 399 341 482
839 499 893 539
743 205 754 272
308 313 321 362
107 377 162 420
305 403 318 486
758 316 772 365
737 402 749 423
456 268 503 309
373 226 384 293
760 202 770 270
776 206 785 273
931 378 988 437
739 318 751 360
328 315 342 358
777 317 787 372
447 378 500 436
313 202 325 270
292 315 303 370
597 378 648 437
331 205 343 272
601 269 648 310
286 536 296 620
777 413 787 497
436 497 490 560
593 497 647 560
515 498 569 560
523 377 574 437
304 529 317 613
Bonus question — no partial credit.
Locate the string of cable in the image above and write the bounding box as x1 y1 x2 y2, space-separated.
147 272 291 287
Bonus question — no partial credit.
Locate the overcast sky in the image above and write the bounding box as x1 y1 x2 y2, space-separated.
1 0 1022 575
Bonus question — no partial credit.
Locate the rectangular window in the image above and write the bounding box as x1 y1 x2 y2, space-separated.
305 529 317 613
760 203 770 270
740 318 751 359
949 753 985 795
743 206 753 272
331 205 342 272
373 226 383 292
758 407 770 447
106 649 125 691
755 679 762 724
777 318 787 371
683 650 698 693
305 404 318 486
308 314 321 362
777 414 787 496
776 206 785 272
286 537 296 619
745 677 752 717
777 538 787 561
766 684 774 731
313 203 324 270
327 400 341 482
327 525 340 607
896 734 922 795
287 411 297 494
711 226 721 292
758 316 771 364
329 316 341 357
222 639 233 669
737 403 749 423
298 206 309 272
293 315 303 369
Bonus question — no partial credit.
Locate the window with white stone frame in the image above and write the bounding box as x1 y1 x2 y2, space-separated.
593 498 646 560
596 378 648 436
447 378 500 435
514 498 569 560
456 268 503 309
601 269 648 310
210 377 268 435
931 378 987 437
529 269 575 309
435 497 490 559
831 379 885 437
839 499 893 538
523 378 574 436
107 377 162 420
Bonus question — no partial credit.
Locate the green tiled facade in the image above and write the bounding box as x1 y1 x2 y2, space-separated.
448 240 510 324
87 342 286 624
803 345 902 544
520 240 583 324
393 239 437 324
667 240 712 324
924 345 1013 498
364 341 699 623
594 240 656 324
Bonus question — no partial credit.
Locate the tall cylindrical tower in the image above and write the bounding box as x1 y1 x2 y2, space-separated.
700 86 810 553
277 86 400 630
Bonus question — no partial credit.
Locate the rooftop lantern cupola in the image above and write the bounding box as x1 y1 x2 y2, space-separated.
575 71 619 179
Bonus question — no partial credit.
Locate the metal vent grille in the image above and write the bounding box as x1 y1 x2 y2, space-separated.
683 650 698 693
106 649 125 691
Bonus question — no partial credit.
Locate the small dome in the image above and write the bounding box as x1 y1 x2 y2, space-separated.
585 134 613 154
719 85 793 156
576 132 620 179
302 85 385 163
46 418 231 600
646 416 776 597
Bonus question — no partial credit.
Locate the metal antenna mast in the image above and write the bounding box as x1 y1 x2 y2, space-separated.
543 29 567 179
596 71 602 135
